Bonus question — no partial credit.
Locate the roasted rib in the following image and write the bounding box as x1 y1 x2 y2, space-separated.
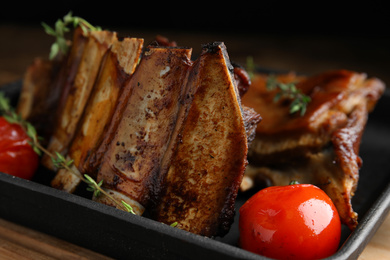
41 29 117 171
51 37 144 193
16 57 62 141
240 70 385 230
16 26 89 145
19 25 260 237
92 45 193 215
150 42 250 237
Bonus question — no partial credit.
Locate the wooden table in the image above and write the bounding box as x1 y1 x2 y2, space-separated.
0 23 389 259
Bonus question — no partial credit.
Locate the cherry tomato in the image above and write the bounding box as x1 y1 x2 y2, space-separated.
239 183 341 260
0 116 39 180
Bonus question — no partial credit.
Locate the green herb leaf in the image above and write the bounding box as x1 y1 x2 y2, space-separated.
0 93 11 113
266 75 311 116
245 56 255 79
66 158 74 167
170 222 178 227
50 151 74 169
42 11 101 60
51 152 64 168
121 201 136 215
84 174 103 197
26 122 38 142
32 145 42 156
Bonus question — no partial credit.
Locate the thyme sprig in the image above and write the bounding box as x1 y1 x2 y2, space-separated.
0 92 135 214
245 56 255 79
52 151 74 168
84 174 103 197
42 11 101 60
170 222 178 227
121 200 136 215
266 75 311 116
244 57 311 116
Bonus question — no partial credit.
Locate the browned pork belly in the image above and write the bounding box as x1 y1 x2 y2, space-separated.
240 70 385 230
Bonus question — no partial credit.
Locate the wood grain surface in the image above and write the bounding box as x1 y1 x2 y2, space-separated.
0 218 112 260
0 23 389 259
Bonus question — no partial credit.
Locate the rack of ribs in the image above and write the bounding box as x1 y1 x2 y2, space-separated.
16 27 261 237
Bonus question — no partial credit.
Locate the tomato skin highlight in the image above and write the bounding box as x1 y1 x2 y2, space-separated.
239 184 341 260
0 117 39 180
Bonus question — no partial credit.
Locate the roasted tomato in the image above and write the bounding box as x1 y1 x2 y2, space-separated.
239 183 341 260
0 116 39 180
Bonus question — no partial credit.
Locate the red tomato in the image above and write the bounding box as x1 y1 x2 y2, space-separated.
0 116 39 180
239 183 341 260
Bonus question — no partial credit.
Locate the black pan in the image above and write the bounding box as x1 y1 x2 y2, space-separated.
0 76 389 259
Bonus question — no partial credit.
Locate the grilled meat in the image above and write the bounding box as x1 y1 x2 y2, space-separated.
92 46 193 215
17 26 261 237
240 70 385 230
51 37 144 193
242 106 262 147
16 57 62 144
150 42 250 237
41 29 117 170
16 26 89 145
232 63 251 97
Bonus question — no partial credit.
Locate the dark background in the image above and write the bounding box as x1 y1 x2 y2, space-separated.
1 1 390 86
1 1 389 37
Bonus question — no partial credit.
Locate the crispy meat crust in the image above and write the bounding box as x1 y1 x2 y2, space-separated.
241 70 385 230
51 37 144 192
21 28 259 237
94 46 193 211
41 30 117 171
150 43 249 237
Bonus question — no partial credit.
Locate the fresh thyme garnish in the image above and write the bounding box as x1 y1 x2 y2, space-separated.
0 92 135 214
245 56 255 80
121 201 136 215
42 11 101 60
51 151 74 169
170 222 178 227
245 57 310 116
266 75 311 116
84 174 103 197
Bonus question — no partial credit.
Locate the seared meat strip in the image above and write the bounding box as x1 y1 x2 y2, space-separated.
51 37 144 193
242 105 262 147
41 30 117 171
17 26 88 145
93 46 193 215
16 57 63 144
240 70 385 230
150 42 250 237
